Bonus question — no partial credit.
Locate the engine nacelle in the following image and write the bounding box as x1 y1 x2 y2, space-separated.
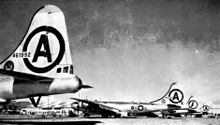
79 101 89 108
71 101 89 110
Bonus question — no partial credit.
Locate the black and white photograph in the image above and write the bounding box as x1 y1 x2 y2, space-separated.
0 0 219 124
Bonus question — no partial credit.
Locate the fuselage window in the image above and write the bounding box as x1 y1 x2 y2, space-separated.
63 66 69 73
57 68 61 73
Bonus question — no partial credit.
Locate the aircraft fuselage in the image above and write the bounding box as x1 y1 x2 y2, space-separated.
101 103 171 114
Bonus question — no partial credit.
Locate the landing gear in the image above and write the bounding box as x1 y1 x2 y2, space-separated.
161 111 166 118
29 96 41 107
162 111 170 118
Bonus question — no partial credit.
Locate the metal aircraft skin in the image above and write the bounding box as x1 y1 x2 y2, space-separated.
0 5 91 108
71 82 185 117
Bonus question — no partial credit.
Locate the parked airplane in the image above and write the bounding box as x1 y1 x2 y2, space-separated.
0 5 91 108
71 82 184 118
186 96 211 117
161 95 212 117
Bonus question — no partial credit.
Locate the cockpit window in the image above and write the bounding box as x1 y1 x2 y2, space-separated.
63 66 69 73
70 65 73 74
57 68 61 73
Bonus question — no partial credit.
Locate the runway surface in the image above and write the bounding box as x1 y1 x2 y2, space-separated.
96 117 220 125
0 116 220 125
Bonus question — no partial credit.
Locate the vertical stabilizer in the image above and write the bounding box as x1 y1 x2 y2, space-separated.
0 5 73 78
150 82 184 105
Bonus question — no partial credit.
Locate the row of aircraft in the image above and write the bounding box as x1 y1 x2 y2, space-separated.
15 82 212 118
70 83 211 118
0 5 214 118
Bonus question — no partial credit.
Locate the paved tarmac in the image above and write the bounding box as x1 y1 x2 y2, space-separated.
95 117 220 125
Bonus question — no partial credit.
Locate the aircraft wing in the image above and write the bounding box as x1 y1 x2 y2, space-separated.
0 69 53 81
98 103 121 113
71 98 121 117
71 98 93 104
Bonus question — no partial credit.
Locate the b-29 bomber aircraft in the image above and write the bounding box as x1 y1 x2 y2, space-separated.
71 82 185 118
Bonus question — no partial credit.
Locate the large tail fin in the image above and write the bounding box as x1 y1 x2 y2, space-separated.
187 96 199 110
187 96 211 113
150 82 184 105
0 5 72 78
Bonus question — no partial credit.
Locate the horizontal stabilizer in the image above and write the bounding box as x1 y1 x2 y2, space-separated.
167 104 181 109
0 69 53 81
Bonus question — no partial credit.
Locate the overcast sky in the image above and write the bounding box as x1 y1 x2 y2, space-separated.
0 0 220 106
